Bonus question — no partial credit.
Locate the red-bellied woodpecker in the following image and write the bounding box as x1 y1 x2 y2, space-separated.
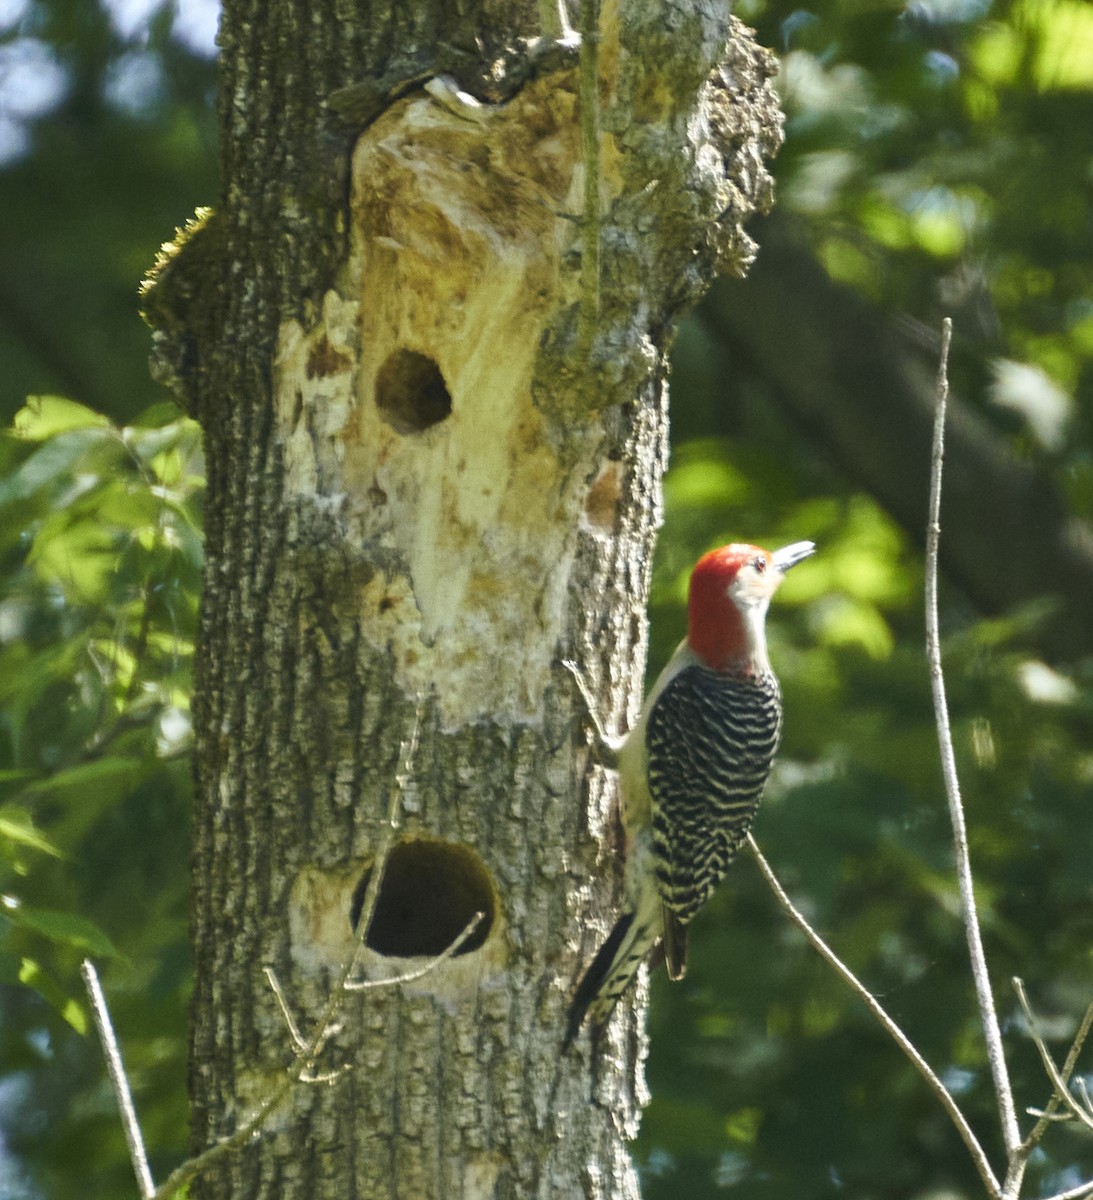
564 539 815 1046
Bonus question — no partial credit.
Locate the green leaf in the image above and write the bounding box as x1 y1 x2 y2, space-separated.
1028 0 1093 90
20 756 147 848
0 768 37 786
92 481 162 530
0 806 65 858
10 903 122 960
12 396 111 441
18 957 89 1033
28 512 121 603
21 756 144 799
123 416 200 468
0 427 121 511
815 595 895 660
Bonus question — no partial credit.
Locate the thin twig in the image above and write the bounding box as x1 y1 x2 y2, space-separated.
263 966 309 1055
156 707 426 1199
81 959 156 1200
1013 979 1093 1135
150 1085 290 1200
1052 998 1093 1110
1021 991 1093 1144
98 705 433 1200
345 911 484 990
577 0 601 352
1039 1180 1093 1200
83 958 310 1200
924 317 1021 1158
747 835 1002 1199
307 705 423 1038
157 902 480 1199
299 1064 352 1085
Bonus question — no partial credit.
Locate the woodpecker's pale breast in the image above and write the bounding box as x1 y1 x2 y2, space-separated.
646 663 782 923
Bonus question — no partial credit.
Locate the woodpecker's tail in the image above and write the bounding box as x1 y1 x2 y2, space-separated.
661 907 688 981
563 888 662 1049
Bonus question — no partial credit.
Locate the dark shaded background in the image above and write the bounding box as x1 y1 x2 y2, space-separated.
1 1 1091 1197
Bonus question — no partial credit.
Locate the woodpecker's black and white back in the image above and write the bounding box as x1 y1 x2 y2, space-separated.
565 539 814 1047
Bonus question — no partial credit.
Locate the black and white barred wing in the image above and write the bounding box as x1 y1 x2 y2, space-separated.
646 664 782 924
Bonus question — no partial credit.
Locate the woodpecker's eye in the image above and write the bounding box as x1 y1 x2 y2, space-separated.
752 555 767 573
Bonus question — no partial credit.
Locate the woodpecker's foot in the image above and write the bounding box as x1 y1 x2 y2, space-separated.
560 660 624 768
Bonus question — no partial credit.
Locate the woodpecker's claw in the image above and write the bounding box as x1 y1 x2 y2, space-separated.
560 660 624 768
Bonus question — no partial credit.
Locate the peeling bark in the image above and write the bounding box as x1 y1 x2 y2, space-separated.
144 1 782 1196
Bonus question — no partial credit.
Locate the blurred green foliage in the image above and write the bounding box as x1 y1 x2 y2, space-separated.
0 396 202 1198
635 1 1093 1193
0 0 217 424
641 439 1093 1198
1 0 1092 1198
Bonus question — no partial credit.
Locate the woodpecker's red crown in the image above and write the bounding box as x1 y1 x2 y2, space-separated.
687 540 814 673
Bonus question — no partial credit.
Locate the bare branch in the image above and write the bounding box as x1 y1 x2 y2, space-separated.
84 957 306 1200
81 959 156 1200
345 911 484 990
746 835 1002 1200
95 705 432 1200
924 317 1021 1157
299 1064 353 1086
264 966 309 1055
1038 1179 1093 1200
260 705 427 1073
151 1085 292 1200
1014 979 1093 1135
1058 1003 1093 1106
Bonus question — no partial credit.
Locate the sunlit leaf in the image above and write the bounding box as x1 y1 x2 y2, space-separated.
18 957 89 1033
911 207 966 258
10 904 122 961
723 1106 763 1147
1028 0 1093 89
19 757 147 849
28 514 120 603
94 480 167 532
970 22 1021 86
0 428 121 510
0 806 64 858
12 396 111 442
817 236 878 292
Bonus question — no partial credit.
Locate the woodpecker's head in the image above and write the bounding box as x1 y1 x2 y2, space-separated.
687 540 815 675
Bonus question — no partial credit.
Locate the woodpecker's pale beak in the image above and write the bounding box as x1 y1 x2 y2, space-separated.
772 541 816 572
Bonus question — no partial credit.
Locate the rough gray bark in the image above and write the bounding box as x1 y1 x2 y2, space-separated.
143 2 782 1197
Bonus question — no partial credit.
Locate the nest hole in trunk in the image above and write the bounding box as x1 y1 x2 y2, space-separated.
349 836 495 957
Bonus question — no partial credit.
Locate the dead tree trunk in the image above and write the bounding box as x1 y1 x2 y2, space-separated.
142 1 782 1195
